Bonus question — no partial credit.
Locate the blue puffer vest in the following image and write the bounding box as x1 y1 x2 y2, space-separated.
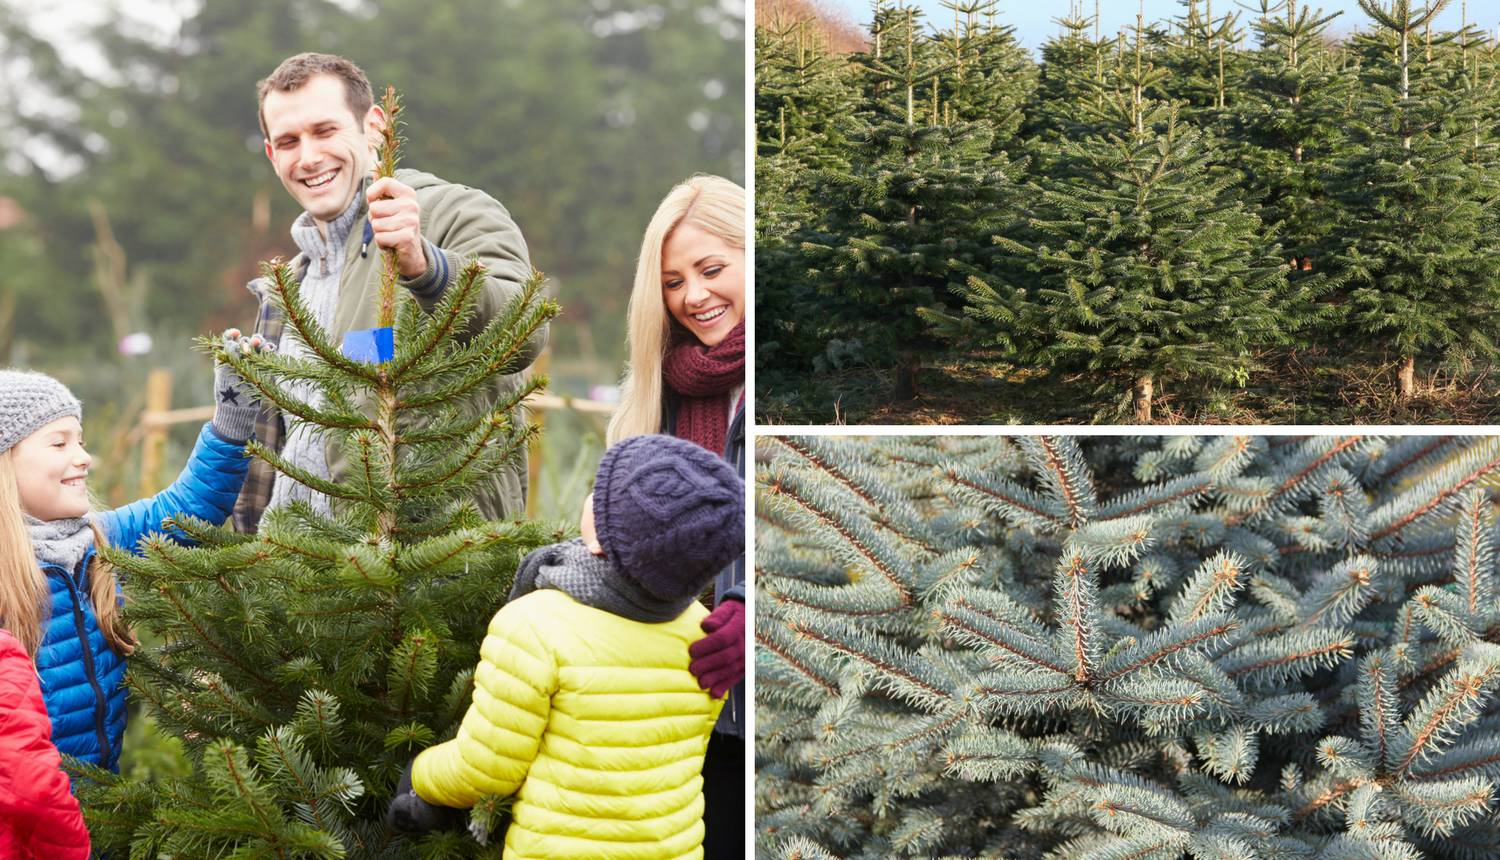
34 423 249 771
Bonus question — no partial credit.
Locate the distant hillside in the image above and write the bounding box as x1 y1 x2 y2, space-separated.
756 0 867 54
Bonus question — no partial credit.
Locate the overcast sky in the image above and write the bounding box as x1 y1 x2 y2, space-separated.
825 1 1492 52
4 0 336 80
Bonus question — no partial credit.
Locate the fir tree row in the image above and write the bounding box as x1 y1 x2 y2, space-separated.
755 433 1500 859
756 0 1500 421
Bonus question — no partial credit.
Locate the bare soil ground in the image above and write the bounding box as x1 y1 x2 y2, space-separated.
756 348 1500 426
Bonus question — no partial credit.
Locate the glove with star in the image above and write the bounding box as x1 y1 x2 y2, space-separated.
211 328 271 443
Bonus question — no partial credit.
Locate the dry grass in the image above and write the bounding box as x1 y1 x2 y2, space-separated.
757 348 1500 426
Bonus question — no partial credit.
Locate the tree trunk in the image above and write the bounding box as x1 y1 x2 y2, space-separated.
894 352 921 401
1133 374 1154 423
1398 356 1415 400
1400 28 1412 154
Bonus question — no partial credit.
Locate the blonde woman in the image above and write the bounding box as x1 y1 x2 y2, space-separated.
606 174 745 856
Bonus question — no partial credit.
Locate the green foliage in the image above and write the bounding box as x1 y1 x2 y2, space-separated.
754 14 863 380
757 16 860 162
756 1 1500 419
1331 2 1500 370
1225 1 1352 278
757 434 1500 859
1147 1 1252 126
1017 2 1116 169
757 2 1030 395
951 77 1298 418
929 1 1036 137
74 112 564 852
801 115 1014 394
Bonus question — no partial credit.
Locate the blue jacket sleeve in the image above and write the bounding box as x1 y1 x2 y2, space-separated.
99 423 250 553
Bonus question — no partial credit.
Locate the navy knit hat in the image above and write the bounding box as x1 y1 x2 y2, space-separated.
0 370 82 455
593 434 744 601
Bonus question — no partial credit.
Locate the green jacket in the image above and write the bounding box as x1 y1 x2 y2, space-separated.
232 168 546 531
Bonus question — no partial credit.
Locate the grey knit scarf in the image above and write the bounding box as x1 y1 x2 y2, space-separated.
509 539 692 623
25 514 95 574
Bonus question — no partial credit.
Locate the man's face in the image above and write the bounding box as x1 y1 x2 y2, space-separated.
262 74 380 223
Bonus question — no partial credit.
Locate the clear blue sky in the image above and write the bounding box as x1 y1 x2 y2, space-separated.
827 1 1492 52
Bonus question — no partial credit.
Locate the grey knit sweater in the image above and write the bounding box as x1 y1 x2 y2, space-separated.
266 193 364 515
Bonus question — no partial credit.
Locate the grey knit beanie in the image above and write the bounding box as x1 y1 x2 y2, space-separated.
0 370 82 455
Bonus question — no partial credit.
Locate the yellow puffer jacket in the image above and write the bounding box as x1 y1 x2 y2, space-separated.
412 589 725 859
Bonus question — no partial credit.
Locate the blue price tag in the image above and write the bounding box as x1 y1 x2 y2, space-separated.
341 326 395 364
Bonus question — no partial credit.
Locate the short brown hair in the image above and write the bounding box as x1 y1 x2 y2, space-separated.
256 52 374 138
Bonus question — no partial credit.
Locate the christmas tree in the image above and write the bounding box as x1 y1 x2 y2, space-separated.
1331 0 1500 399
950 13 1296 423
1226 0 1352 299
75 88 560 857
1142 0 1238 124
755 145 826 382
755 12 863 382
797 3 1019 400
1148 1 1251 188
1018 2 1116 174
756 13 859 165
756 433 1500 859
756 0 1500 422
928 0 1034 139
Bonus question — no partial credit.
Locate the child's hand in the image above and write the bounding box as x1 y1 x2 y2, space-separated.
211 329 272 443
385 760 466 834
688 598 744 698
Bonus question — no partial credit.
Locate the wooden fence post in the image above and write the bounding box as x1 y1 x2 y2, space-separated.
527 347 552 519
139 368 172 495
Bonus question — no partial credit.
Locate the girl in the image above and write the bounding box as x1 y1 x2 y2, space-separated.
0 627 89 858
0 335 262 771
607 175 747 856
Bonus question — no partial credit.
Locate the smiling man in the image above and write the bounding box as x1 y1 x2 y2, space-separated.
234 52 545 531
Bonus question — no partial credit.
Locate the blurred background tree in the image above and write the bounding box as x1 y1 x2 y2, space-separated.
0 0 744 504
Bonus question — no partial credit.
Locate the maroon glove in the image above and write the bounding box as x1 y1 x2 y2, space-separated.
688 598 745 698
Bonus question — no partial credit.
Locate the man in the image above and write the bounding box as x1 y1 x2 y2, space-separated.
234 52 544 531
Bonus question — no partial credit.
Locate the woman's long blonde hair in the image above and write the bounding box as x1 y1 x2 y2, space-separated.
606 175 746 444
0 449 135 657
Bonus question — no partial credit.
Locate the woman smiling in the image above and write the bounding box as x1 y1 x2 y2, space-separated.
607 174 746 857
609 174 745 453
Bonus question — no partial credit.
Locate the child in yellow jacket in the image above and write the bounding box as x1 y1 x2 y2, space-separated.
387 434 744 859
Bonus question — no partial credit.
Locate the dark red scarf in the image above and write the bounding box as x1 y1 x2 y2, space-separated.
662 320 745 454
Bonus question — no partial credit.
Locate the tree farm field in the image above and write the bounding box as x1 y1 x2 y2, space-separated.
755 0 1500 425
758 346 1500 426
